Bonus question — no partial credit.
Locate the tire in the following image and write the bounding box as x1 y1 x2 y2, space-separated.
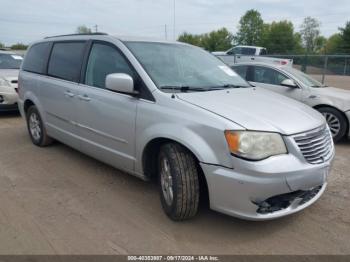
26 105 53 147
317 107 348 143
158 143 200 221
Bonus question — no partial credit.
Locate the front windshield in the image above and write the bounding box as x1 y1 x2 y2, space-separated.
125 41 250 92
0 54 23 69
283 66 325 88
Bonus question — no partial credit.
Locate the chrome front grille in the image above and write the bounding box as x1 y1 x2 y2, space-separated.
293 125 334 164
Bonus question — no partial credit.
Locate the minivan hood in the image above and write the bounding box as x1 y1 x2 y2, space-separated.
177 88 325 135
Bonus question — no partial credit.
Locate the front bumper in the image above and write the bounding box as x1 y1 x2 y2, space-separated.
201 133 334 221
0 85 18 110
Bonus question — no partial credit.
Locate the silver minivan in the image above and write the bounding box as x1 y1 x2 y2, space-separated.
18 34 334 221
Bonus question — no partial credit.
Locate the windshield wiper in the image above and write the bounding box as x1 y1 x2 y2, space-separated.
311 85 327 88
159 85 208 92
212 84 250 89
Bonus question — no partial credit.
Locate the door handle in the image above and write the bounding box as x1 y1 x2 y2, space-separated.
64 91 75 98
78 94 91 101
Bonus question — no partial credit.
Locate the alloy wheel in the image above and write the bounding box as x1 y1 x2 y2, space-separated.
160 156 174 206
322 112 341 138
29 112 41 141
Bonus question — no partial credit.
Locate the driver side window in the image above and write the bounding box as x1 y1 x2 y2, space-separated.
253 66 288 86
85 43 134 89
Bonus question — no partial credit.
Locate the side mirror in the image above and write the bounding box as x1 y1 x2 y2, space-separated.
105 73 138 95
281 79 298 88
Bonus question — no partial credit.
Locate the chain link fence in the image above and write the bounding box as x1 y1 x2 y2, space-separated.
268 54 350 83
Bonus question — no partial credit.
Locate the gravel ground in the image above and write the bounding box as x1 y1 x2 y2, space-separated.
0 113 349 255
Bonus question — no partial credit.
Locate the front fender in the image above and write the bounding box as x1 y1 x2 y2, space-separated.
135 123 233 175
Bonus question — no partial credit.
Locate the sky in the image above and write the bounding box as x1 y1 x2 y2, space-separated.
0 0 349 46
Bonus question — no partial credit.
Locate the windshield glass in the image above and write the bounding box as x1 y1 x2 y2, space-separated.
125 42 250 92
283 66 325 88
0 54 23 69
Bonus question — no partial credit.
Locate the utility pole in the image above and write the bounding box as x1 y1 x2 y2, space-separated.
164 24 168 40
173 0 176 40
94 24 98 33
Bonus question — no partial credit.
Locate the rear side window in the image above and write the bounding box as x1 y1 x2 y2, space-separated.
260 49 267 55
253 66 288 85
241 48 256 55
232 65 248 79
22 42 50 74
48 42 85 82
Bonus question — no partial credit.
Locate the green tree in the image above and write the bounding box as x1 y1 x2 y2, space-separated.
177 32 202 47
10 43 27 50
314 36 327 53
262 21 295 54
339 21 350 54
201 28 233 51
178 28 233 52
300 17 321 53
76 25 92 34
0 42 4 49
235 9 264 45
325 34 343 54
293 32 305 54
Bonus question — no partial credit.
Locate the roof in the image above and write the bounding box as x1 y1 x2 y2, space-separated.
44 32 108 39
235 45 266 49
33 33 181 46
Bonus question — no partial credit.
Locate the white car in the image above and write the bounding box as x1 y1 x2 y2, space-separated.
212 45 293 67
0 50 22 111
232 62 350 142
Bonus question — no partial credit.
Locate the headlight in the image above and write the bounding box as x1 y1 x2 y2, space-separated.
0 77 11 87
224 130 287 160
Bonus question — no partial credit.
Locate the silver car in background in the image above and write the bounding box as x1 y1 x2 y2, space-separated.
232 62 350 142
0 50 22 111
18 34 334 221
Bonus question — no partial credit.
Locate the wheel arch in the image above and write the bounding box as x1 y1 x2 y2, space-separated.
142 137 209 204
23 99 35 113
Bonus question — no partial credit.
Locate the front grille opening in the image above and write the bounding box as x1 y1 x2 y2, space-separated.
254 185 322 214
294 126 333 164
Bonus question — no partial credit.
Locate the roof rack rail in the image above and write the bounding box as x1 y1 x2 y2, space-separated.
44 32 108 39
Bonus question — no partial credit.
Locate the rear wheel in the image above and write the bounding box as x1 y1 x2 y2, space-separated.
317 107 348 143
26 105 53 146
158 143 200 221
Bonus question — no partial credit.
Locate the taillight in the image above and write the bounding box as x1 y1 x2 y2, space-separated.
281 60 287 65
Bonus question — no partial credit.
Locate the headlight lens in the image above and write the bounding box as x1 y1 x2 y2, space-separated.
0 77 11 87
224 130 287 160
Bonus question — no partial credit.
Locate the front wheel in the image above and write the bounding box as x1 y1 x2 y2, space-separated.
158 143 200 221
317 107 348 143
